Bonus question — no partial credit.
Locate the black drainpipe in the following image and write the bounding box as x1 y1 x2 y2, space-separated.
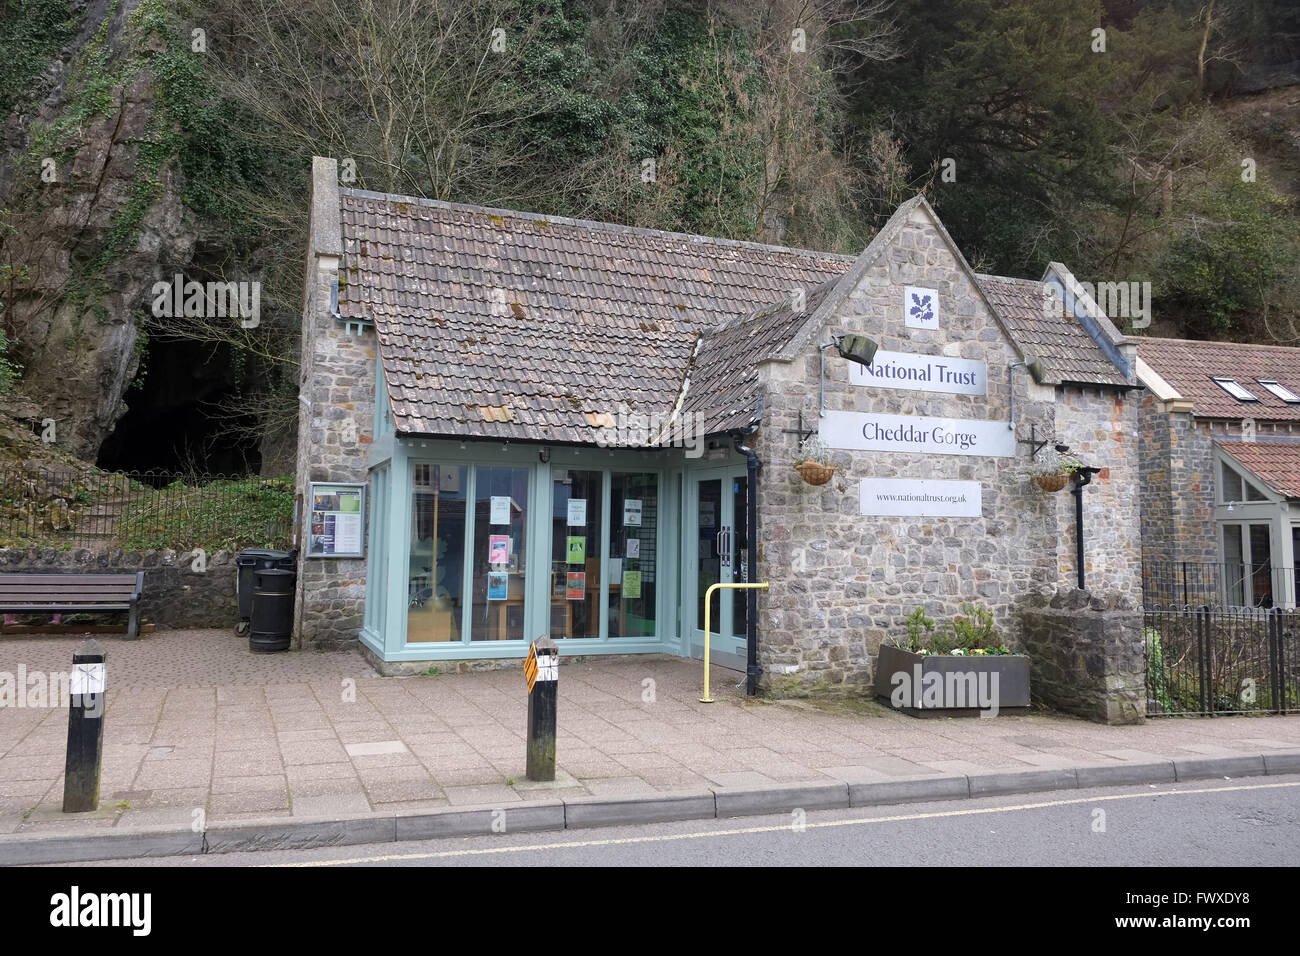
732 432 761 696
1072 466 1102 589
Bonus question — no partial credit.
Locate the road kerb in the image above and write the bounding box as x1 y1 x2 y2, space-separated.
1172 755 1267 781
394 801 565 841
849 774 969 806
1263 751 1300 775
564 792 716 829
1073 761 1176 788
967 767 1079 797
1 754 1297 864
713 781 850 818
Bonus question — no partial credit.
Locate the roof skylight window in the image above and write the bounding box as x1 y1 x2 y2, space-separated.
1211 377 1258 402
1257 379 1300 403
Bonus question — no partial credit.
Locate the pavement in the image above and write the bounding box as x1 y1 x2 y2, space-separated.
2 628 1299 864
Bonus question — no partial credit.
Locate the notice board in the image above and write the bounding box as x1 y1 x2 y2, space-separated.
307 482 367 558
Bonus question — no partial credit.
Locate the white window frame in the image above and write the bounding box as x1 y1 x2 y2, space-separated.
1257 379 1300 403
1211 377 1259 402
1212 448 1297 607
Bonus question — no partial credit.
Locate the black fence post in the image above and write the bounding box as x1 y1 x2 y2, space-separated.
1285 611 1293 716
1195 605 1207 716
1267 608 1280 716
62 639 107 812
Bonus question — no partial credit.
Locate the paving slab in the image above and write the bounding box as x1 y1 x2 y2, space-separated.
1 628 1299 861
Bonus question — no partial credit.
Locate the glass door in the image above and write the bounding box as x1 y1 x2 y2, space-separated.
688 468 748 670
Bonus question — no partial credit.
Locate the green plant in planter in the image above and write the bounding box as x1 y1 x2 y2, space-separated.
1029 449 1082 492
949 602 996 649
902 606 934 652
888 602 1011 656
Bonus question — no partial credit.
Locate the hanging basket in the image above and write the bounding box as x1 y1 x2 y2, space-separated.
1034 472 1070 493
794 461 835 486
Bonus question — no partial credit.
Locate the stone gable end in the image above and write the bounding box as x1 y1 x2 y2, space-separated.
752 205 1077 696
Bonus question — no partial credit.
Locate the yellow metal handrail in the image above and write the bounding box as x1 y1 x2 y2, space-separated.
700 581 769 702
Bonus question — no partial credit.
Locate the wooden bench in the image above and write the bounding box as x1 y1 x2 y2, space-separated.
0 572 144 640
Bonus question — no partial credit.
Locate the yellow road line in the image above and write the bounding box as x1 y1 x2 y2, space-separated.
263 779 1300 867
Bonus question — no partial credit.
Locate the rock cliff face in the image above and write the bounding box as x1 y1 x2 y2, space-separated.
1 0 197 460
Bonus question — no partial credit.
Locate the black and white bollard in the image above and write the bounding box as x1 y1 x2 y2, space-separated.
63 639 107 813
524 636 558 782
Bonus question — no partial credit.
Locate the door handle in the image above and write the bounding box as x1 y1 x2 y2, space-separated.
720 527 731 567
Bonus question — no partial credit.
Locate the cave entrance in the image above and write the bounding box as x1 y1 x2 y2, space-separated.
96 335 263 477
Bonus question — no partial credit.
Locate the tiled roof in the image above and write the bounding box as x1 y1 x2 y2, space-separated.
338 187 1132 445
338 189 852 443
978 275 1130 387
681 278 842 434
1218 441 1300 498
1138 337 1300 421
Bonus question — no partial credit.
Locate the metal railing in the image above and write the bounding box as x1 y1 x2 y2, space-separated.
1142 560 1298 610
1144 603 1298 716
0 466 293 553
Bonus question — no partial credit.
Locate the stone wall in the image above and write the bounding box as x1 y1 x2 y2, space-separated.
1054 387 1142 596
292 158 376 650
0 548 236 628
750 204 1126 697
1138 396 1216 568
1016 587 1145 724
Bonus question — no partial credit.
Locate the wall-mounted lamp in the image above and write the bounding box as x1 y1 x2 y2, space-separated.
539 447 550 463
820 333 880 416
835 334 878 368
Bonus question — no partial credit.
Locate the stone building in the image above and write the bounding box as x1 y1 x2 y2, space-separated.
1137 337 1300 608
293 155 1145 697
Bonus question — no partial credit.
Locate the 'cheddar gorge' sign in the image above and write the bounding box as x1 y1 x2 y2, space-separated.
849 349 986 396
821 409 1015 458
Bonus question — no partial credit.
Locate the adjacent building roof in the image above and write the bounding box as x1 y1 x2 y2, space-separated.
1218 441 1300 498
1137 337 1300 422
337 186 1134 444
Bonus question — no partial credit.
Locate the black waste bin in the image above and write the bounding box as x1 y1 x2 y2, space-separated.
236 548 297 635
249 567 296 652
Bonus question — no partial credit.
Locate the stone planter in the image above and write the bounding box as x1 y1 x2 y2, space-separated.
874 643 1031 717
1033 472 1070 492
793 461 834 485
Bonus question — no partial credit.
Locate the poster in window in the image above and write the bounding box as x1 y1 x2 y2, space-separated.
567 536 586 564
487 571 508 601
488 534 510 566
625 537 640 559
306 482 366 558
567 499 587 526
566 571 586 600
623 499 642 526
622 570 642 599
490 496 511 525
